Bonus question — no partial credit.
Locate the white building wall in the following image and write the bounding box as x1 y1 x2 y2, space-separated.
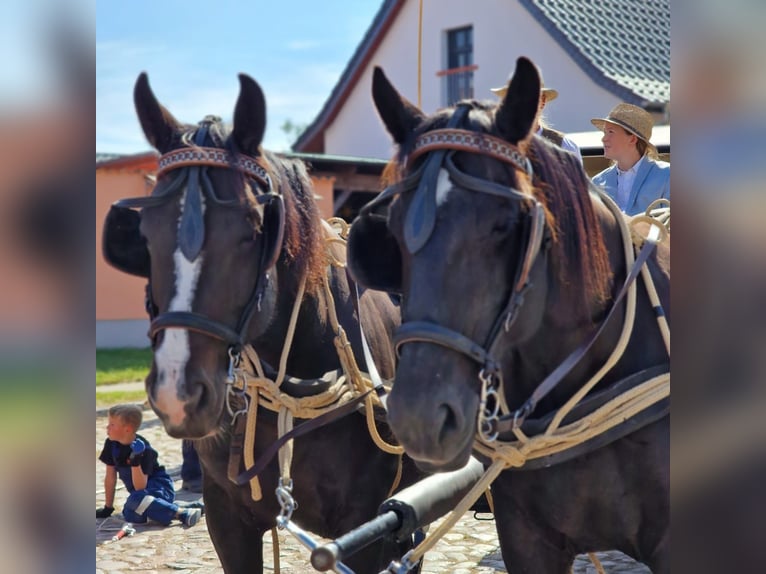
325 0 623 159
97 319 150 349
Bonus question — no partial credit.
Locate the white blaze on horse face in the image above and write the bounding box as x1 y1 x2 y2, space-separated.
435 168 453 207
154 188 205 427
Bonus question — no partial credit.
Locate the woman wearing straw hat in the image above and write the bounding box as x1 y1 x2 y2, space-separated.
492 81 583 164
591 103 670 215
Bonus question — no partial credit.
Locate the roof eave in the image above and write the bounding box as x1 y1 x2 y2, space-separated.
292 0 405 153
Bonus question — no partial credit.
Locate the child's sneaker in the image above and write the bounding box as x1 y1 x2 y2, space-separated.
179 500 205 515
179 508 201 527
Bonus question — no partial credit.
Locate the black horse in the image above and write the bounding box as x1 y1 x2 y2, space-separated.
102 73 418 573
347 58 669 573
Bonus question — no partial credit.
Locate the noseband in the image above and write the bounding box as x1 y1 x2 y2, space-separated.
114 119 285 351
363 106 549 428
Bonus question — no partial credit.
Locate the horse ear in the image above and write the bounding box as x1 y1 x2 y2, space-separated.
495 57 541 143
134 72 183 152
372 66 425 145
232 74 266 156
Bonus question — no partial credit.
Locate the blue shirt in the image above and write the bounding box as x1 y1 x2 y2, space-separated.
98 434 171 492
592 156 670 215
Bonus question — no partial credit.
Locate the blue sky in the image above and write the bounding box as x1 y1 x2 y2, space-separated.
97 1 383 154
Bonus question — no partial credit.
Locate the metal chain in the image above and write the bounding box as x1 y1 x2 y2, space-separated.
275 478 298 529
224 347 249 421
477 368 501 442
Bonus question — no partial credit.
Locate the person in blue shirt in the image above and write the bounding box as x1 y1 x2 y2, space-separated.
591 103 670 215
97 404 202 526
492 78 583 164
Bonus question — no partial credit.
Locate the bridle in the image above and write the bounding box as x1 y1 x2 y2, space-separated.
360 105 550 437
114 119 285 354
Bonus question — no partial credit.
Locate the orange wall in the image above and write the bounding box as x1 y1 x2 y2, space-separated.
97 168 338 321
96 170 153 320
312 175 336 221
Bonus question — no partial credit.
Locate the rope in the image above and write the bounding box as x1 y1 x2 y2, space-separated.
404 194 671 566
474 374 669 465
277 407 294 482
231 218 405 503
364 393 406 454
588 553 607 574
546 191 638 434
276 275 308 388
387 454 404 498
243 390 263 501
406 459 506 564
472 190 669 470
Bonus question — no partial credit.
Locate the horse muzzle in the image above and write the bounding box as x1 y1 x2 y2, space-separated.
386 366 479 471
145 367 222 438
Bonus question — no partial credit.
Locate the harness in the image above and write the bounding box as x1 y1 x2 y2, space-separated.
110 127 408 571
115 119 285 352
355 111 671 571
357 105 550 434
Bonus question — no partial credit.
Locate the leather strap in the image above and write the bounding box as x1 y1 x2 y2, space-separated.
227 413 247 482
517 397 669 470
403 106 470 254
395 321 493 368
515 365 669 437
345 269 390 403
409 128 532 176
496 236 659 431
149 311 242 345
233 390 373 485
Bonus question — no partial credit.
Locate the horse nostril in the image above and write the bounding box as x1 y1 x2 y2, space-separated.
436 402 463 445
194 381 208 411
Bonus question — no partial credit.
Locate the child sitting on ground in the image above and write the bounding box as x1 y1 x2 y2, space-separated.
96 404 202 527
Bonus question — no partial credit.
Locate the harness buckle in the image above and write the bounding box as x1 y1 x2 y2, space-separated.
504 283 530 332
512 401 533 430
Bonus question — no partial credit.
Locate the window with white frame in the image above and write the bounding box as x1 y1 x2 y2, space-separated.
441 25 475 105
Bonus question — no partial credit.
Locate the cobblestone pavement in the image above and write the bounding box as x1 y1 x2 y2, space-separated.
96 407 651 573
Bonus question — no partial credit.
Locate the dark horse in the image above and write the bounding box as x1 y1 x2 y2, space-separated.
102 73 417 573
347 58 669 573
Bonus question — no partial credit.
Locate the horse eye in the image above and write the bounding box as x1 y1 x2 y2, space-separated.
491 218 514 236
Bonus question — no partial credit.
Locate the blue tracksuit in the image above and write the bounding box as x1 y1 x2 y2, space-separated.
99 434 178 525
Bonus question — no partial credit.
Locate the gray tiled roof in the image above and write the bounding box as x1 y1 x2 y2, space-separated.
519 0 670 104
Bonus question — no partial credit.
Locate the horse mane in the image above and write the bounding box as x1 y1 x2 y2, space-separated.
526 136 613 313
259 150 328 294
386 100 612 318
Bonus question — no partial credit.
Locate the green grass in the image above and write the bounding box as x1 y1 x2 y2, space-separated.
96 389 147 408
96 348 152 386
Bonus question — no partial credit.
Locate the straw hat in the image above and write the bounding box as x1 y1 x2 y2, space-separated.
491 83 558 102
591 103 656 153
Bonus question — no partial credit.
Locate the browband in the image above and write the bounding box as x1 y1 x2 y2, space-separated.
409 129 533 177
157 147 272 190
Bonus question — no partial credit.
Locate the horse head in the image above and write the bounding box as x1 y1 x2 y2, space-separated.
348 57 612 471
103 73 310 437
